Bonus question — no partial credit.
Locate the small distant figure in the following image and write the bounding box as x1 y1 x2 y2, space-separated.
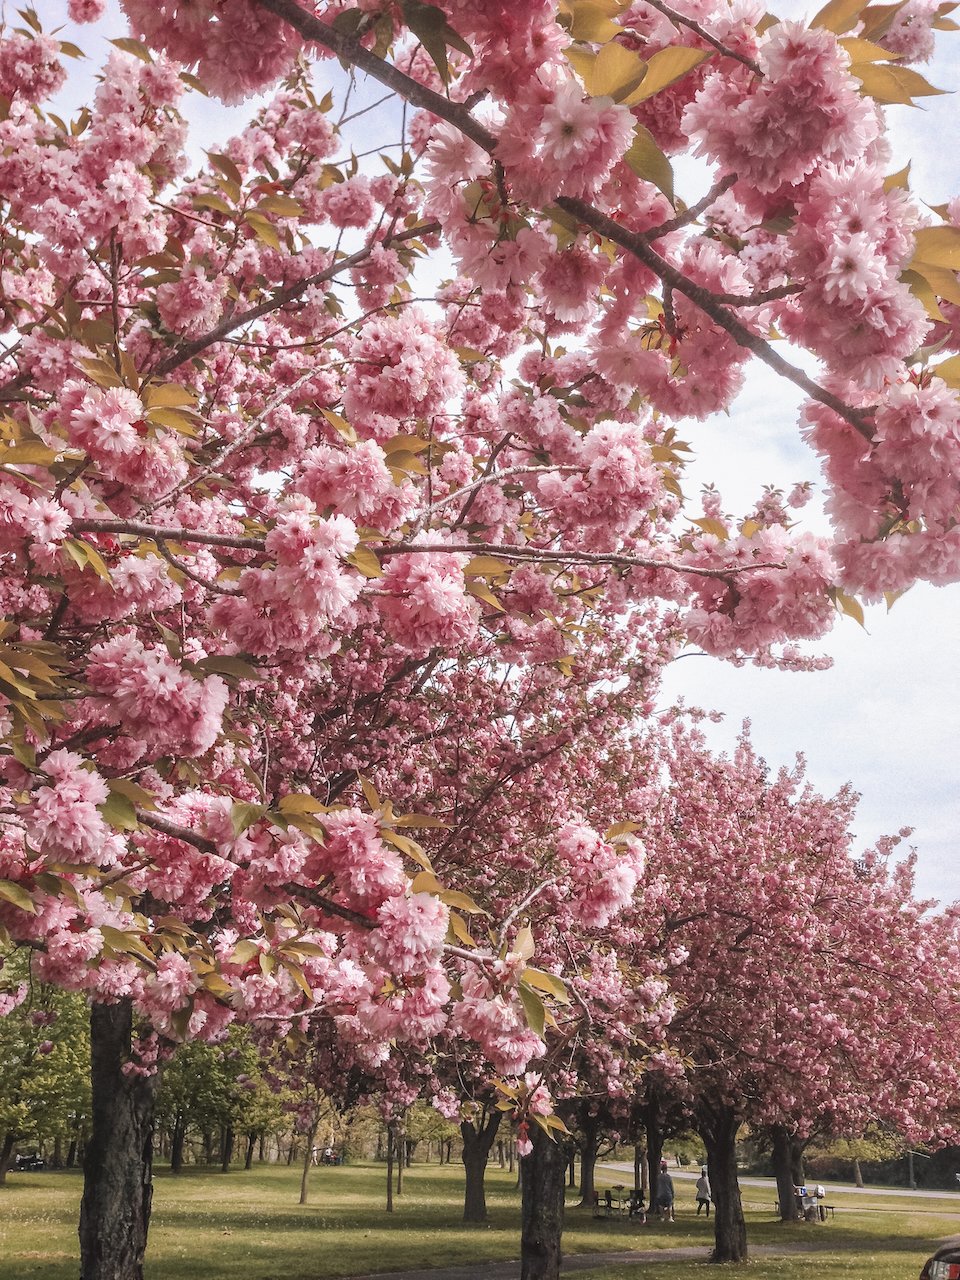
695 1166 712 1217
656 1159 676 1223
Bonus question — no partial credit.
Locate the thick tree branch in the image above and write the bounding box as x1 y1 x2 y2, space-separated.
253 0 875 443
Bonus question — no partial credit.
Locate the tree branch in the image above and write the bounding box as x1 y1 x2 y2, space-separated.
252 0 875 443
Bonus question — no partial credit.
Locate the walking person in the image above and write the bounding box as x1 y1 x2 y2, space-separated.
656 1159 676 1222
695 1166 712 1217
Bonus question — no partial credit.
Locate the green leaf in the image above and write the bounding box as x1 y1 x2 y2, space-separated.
561 0 624 42
518 982 547 1038
143 383 197 409
834 589 866 628
605 819 641 839
932 354 960 387
154 619 182 660
98 791 139 832
0 879 36 913
1 442 58 466
811 0 868 33
623 125 674 204
110 36 153 62
853 62 944 105
193 654 261 682
623 46 711 104
913 226 960 271
243 210 282 251
107 778 157 811
230 802 266 838
278 793 327 816
523 967 571 1003
256 195 304 217
346 546 383 579
568 41 647 100
402 1 474 83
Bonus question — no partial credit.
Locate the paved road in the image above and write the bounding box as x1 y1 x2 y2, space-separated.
601 1162 960 1202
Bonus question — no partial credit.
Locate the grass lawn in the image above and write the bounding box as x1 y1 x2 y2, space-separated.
0 1160 955 1280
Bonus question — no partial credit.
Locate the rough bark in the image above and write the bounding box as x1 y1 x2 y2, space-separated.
790 1140 806 1188
644 1110 665 1204
170 1114 186 1174
520 1125 568 1280
576 1115 600 1207
771 1126 800 1223
0 1130 16 1186
299 1115 319 1205
79 1000 158 1280
386 1122 395 1213
461 1110 502 1223
699 1104 746 1263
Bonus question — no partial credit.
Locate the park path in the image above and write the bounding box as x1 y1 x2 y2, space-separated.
600 1162 960 1203
344 1241 822 1280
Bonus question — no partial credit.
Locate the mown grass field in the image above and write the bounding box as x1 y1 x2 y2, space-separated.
0 1160 956 1280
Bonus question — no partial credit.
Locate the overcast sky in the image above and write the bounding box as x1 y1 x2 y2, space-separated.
39 0 960 903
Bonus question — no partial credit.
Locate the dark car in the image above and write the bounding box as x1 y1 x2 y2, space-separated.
13 1153 44 1172
920 1237 960 1279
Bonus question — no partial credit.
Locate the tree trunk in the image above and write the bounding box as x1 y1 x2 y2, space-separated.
771 1126 800 1223
258 1131 266 1163
203 1131 214 1165
386 1123 395 1213
67 1138 78 1169
577 1116 600 1207
498 1140 505 1169
299 1115 319 1205
699 1104 746 1263
853 1158 864 1188
520 1124 567 1280
790 1140 806 1188
221 1125 234 1173
461 1110 502 1223
508 1141 515 1174
644 1111 665 1206
79 1000 158 1280
444 1138 452 1165
0 1130 16 1186
170 1114 186 1175
53 1136 63 1169
244 1131 256 1170
396 1133 404 1196
634 1143 646 1197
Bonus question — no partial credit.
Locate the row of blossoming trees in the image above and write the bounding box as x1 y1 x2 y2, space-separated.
2 0 960 1275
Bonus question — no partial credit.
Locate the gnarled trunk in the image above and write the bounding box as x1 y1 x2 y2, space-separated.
771 1125 800 1222
699 1104 746 1263
461 1109 501 1223
520 1124 567 1280
79 1000 158 1280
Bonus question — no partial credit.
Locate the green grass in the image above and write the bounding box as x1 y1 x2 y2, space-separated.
0 1161 954 1280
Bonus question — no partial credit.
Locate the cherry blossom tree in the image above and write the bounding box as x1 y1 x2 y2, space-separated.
1 0 960 1276
636 724 960 1262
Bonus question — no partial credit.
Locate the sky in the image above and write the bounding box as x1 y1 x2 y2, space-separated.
35 0 960 903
